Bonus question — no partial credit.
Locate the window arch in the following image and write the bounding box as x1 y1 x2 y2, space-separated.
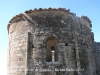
46 37 58 62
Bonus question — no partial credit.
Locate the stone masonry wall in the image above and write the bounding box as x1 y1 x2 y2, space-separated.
94 42 100 75
7 9 96 75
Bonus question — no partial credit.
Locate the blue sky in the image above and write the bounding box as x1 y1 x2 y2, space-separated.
0 0 100 75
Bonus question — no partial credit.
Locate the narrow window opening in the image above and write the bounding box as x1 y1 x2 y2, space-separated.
46 37 58 62
51 47 54 50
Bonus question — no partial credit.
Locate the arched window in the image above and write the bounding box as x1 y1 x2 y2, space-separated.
46 37 58 62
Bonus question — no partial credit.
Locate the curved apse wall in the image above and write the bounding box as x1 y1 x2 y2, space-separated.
7 8 96 75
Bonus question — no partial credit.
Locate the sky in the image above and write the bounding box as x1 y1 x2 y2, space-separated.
0 0 100 75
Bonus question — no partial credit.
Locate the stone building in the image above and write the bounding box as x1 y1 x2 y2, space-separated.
7 8 100 75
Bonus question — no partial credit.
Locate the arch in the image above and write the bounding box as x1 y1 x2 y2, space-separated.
44 34 59 44
45 36 58 62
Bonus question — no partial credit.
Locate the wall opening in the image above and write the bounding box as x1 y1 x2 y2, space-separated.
46 37 58 62
65 43 68 46
32 44 34 48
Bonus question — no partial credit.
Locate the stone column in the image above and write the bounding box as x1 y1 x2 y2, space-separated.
25 32 29 75
51 51 55 62
74 32 81 75
66 45 74 75
58 43 64 64
64 46 68 75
